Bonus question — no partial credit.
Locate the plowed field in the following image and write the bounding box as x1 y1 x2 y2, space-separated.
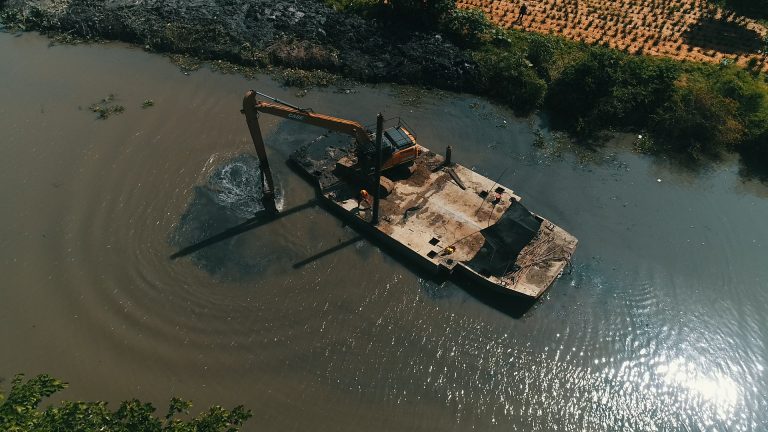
458 0 768 71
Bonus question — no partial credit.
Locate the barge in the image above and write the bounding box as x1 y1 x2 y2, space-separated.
242 90 577 299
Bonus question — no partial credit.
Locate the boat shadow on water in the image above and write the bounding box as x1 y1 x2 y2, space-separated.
453 272 538 319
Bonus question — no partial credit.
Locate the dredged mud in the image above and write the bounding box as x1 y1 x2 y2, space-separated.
1 0 478 89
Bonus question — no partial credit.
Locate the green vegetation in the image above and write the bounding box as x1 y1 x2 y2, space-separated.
442 8 493 47
473 47 547 114
0 374 252 432
652 66 768 157
541 43 768 161
329 0 768 164
545 50 681 133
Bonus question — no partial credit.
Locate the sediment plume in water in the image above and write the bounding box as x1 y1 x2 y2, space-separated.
170 154 284 279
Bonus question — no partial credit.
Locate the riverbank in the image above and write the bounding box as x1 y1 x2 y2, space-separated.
1 0 766 174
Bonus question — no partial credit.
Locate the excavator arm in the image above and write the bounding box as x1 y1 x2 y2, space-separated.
242 90 420 214
243 90 377 212
245 97 374 146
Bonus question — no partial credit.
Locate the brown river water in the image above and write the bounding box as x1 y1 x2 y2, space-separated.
1 32 767 431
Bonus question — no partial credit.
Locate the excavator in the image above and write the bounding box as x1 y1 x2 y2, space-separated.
242 90 422 213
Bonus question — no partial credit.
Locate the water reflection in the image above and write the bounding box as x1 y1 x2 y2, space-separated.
657 358 740 420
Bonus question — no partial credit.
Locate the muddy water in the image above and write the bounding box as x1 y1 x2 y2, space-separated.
1 32 767 431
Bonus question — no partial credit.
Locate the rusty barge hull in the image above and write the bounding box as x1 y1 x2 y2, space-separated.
290 143 577 299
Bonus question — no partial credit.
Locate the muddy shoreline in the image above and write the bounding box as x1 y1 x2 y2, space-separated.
0 0 478 90
2 0 767 179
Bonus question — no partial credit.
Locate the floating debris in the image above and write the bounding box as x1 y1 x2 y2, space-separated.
88 94 125 120
209 59 260 80
166 53 202 73
633 133 655 154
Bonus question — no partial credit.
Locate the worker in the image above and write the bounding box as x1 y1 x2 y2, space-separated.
358 189 372 209
516 2 528 24
442 246 456 256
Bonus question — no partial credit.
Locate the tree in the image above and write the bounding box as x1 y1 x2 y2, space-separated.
651 74 745 156
474 48 547 114
441 8 492 47
545 47 680 134
0 374 252 432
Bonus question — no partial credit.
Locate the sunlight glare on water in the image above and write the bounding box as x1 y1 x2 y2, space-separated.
657 358 741 419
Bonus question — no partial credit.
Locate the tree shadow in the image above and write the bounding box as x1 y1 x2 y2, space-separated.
682 16 764 55
719 0 768 21
737 148 768 184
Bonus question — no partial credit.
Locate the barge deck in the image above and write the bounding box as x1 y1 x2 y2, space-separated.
291 145 577 299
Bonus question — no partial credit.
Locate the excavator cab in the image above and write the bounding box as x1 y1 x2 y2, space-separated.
381 125 420 171
357 124 420 171
383 126 415 155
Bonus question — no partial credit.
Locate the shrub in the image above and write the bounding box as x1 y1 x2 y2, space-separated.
544 47 680 134
708 66 768 162
604 56 680 127
650 74 745 156
526 34 558 80
475 49 547 114
441 8 492 47
545 48 622 132
712 66 768 141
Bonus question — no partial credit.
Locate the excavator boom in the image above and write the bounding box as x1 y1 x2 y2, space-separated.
242 90 421 213
252 101 373 147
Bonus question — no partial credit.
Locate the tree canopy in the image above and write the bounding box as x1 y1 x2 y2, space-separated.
0 374 252 432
